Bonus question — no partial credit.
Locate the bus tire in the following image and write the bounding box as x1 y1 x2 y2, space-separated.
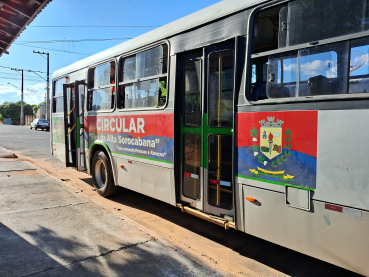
91 150 117 197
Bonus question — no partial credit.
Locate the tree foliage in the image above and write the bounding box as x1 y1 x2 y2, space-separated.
0 101 38 119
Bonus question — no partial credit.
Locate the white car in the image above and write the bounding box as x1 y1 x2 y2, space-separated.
30 119 49 131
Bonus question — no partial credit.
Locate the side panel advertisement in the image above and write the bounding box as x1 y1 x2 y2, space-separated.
236 111 318 190
52 116 65 144
85 113 174 164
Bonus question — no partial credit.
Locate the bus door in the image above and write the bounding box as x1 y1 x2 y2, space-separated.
179 43 235 217
63 81 86 171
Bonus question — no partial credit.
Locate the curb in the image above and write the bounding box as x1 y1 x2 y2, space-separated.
0 148 17 158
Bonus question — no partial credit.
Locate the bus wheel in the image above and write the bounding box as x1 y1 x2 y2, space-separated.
91 151 117 197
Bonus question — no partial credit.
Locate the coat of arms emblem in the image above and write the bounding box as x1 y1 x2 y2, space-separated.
249 116 294 181
259 117 283 160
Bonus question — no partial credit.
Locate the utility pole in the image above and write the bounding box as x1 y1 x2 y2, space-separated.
9 67 47 125
10 68 24 125
33 51 50 121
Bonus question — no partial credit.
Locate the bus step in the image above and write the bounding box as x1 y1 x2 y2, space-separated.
176 204 235 230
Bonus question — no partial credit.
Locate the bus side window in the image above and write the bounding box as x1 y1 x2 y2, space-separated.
118 44 168 109
87 62 116 111
53 78 67 113
349 37 369 94
250 1 369 101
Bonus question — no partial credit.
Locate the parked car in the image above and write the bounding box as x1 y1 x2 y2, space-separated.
30 119 49 131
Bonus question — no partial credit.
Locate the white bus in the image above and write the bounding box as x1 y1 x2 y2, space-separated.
51 0 369 275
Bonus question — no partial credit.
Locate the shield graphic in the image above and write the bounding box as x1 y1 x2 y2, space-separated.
260 126 282 159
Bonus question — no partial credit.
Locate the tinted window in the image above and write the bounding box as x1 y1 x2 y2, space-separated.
136 46 163 78
208 50 234 127
286 0 369 47
123 56 136 82
349 36 369 94
53 78 67 113
89 87 115 111
88 62 116 111
266 42 349 98
184 59 201 127
89 62 115 88
118 44 168 109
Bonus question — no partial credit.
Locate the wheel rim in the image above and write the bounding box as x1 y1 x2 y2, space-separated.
94 159 107 188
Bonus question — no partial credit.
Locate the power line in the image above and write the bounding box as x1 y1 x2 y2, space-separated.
106 0 147 25
0 76 45 82
14 38 132 44
0 65 46 74
29 25 160 27
65 0 136 42
16 44 90 55
0 71 45 79
62 0 124 40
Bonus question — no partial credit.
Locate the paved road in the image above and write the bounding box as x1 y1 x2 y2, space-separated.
0 126 216 277
0 125 362 277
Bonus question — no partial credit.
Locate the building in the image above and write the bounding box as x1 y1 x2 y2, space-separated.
36 104 46 119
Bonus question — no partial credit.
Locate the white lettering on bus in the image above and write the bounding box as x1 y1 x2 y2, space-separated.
95 117 146 133
116 118 122 132
97 118 102 131
137 118 145 133
104 118 110 132
123 118 129 132
129 118 137 133
110 118 115 132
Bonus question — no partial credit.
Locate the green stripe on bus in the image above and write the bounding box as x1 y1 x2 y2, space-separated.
237 174 315 191
111 151 174 164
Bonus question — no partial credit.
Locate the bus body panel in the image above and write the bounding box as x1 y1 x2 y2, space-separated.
85 113 174 165
236 110 318 192
115 155 176 205
236 109 369 211
242 185 369 276
51 114 66 163
315 109 369 211
85 112 175 205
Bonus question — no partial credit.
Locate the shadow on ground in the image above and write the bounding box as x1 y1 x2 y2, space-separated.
0 221 209 277
79 178 362 277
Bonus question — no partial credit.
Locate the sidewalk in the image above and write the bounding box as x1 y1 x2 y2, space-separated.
0 151 217 277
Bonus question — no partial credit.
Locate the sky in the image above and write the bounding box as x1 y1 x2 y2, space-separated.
0 0 222 105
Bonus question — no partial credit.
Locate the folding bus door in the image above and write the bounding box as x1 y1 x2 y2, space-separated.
75 80 86 171
63 83 76 167
178 42 236 218
63 81 86 170
179 51 204 210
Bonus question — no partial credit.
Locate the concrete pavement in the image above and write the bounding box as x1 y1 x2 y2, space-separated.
0 156 217 276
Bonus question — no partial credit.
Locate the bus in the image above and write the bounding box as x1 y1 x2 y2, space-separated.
51 0 369 275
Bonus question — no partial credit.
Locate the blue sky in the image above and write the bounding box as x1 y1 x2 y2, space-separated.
0 0 221 105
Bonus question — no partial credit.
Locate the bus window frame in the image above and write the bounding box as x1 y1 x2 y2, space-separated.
52 75 69 114
87 59 117 113
244 1 369 105
117 41 170 112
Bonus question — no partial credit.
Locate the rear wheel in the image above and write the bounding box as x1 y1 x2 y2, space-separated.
35 126 37 130
30 125 32 129
91 151 117 197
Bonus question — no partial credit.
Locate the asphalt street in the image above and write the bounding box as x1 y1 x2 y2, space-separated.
0 125 362 277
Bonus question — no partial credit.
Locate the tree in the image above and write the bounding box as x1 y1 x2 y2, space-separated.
0 101 38 119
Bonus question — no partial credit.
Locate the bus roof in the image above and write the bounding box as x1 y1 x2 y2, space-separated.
53 0 266 79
